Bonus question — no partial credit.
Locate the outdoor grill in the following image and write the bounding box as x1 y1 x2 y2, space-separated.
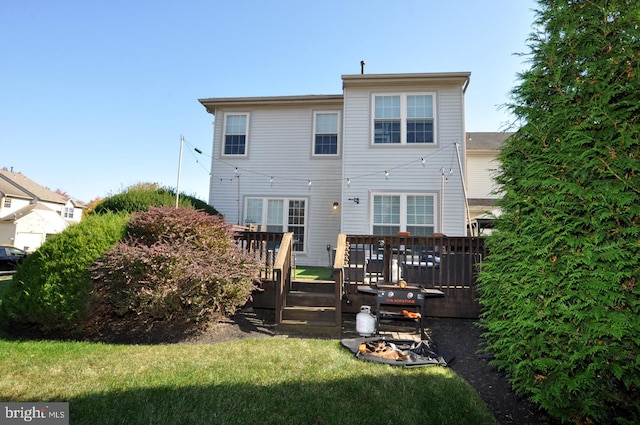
358 284 444 339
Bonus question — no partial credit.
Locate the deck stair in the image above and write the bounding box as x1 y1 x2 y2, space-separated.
275 280 342 337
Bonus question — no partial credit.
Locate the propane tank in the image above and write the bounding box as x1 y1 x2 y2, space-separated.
356 305 376 336
391 259 400 283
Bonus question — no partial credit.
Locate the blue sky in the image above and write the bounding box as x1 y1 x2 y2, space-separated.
1 0 537 203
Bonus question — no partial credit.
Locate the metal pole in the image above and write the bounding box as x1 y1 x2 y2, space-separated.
441 167 445 233
175 135 184 208
454 142 474 236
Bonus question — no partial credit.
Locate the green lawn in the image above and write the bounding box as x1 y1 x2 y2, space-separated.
294 266 333 280
0 338 497 425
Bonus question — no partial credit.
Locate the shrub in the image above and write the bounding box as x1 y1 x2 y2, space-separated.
0 212 129 334
90 183 219 216
89 207 259 326
479 1 640 423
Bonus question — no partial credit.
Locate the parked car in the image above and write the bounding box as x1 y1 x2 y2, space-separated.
0 245 28 271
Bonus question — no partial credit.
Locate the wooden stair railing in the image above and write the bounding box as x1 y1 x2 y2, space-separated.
273 232 293 324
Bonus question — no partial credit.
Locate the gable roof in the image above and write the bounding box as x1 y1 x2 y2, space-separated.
0 169 68 204
0 176 31 200
0 202 57 222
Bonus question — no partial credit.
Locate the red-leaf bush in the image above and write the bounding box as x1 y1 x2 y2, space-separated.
90 207 259 328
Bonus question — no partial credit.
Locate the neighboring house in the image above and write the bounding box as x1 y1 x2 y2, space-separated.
0 169 85 251
466 131 513 234
199 71 506 266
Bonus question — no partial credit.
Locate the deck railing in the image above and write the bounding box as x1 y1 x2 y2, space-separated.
234 231 293 323
334 234 486 318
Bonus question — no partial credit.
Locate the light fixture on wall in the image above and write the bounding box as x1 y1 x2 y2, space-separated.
332 202 339 210
348 197 360 204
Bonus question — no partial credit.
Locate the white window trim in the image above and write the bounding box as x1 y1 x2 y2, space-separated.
222 112 250 157
311 110 341 157
63 207 74 219
369 192 438 234
370 92 437 146
243 196 308 253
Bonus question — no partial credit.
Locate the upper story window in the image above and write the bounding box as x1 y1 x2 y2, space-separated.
372 193 435 236
223 113 249 156
3 198 11 208
313 112 340 155
63 207 74 219
373 93 435 145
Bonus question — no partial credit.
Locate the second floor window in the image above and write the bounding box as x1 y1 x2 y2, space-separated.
223 113 249 155
3 198 11 208
313 112 339 155
63 207 74 219
373 93 435 145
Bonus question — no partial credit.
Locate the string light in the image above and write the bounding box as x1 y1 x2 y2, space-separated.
212 144 456 186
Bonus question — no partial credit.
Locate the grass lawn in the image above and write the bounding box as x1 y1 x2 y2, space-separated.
0 338 497 425
294 266 333 280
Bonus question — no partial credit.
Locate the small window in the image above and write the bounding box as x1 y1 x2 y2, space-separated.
3 198 11 208
223 113 249 156
313 112 339 155
63 207 74 219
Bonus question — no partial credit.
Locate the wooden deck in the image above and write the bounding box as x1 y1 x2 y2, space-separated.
237 231 486 337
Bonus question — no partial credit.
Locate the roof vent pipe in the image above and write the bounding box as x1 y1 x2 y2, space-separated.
360 60 365 74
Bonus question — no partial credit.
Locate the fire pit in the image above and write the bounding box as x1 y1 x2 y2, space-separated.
340 337 452 367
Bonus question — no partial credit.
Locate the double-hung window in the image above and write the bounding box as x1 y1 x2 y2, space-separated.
244 197 307 252
373 93 435 145
223 113 249 155
372 194 435 235
63 207 74 219
313 112 339 155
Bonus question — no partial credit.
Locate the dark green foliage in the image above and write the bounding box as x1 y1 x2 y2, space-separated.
91 183 219 216
479 1 640 423
90 207 259 325
0 213 129 334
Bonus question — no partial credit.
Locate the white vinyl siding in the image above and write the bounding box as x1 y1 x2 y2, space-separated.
342 83 466 236
467 153 501 199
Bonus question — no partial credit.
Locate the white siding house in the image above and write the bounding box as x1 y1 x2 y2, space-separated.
199 72 474 266
0 169 84 251
466 131 513 233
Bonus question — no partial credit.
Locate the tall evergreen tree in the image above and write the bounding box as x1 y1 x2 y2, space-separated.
479 1 640 423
